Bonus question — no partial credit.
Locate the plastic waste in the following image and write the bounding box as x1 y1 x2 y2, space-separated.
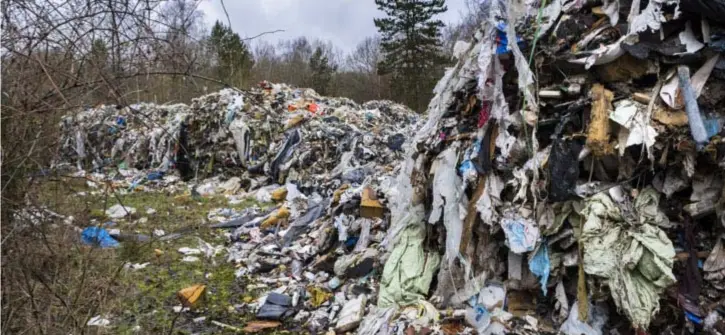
256 293 292 320
465 305 491 334
87 315 111 327
48 0 725 332
146 171 164 180
177 284 206 307
559 301 609 335
328 277 342 290
81 227 119 248
335 295 366 333
501 216 539 254
429 145 467 263
378 223 441 307
580 189 676 329
677 66 710 150
529 243 551 295
548 134 582 201
387 133 405 151
105 204 136 219
283 198 328 246
333 248 378 278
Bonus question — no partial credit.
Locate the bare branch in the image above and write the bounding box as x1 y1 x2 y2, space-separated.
219 0 232 30
242 29 285 41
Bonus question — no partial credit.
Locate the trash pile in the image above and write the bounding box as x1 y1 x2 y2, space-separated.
58 82 416 186
55 82 423 332
363 0 725 334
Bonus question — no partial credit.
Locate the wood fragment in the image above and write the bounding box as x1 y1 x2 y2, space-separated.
632 92 651 104
585 84 615 156
460 175 487 254
653 107 688 127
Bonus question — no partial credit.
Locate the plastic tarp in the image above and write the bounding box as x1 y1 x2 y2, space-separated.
378 223 441 308
81 227 120 248
579 188 676 329
428 144 468 263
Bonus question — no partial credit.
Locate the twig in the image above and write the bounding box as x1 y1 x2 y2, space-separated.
219 0 232 29
212 320 244 332
167 310 182 335
34 55 70 107
242 29 285 41
217 0 284 41
1 131 42 194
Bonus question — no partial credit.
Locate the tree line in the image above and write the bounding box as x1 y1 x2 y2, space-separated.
2 0 484 115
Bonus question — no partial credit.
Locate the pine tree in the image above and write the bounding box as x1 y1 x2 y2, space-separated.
209 21 254 88
374 0 447 112
309 46 336 95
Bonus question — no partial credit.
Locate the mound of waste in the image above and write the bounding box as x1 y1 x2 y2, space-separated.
58 82 417 187
53 82 421 332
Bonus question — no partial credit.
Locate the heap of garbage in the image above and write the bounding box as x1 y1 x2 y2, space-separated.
363 0 725 334
56 82 421 332
58 82 415 186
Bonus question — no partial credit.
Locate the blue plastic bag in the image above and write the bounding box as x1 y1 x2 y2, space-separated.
147 171 164 181
495 22 524 54
529 243 550 295
81 227 120 248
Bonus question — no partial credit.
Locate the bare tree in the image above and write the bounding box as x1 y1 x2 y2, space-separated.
250 40 280 84
346 36 382 74
333 36 391 101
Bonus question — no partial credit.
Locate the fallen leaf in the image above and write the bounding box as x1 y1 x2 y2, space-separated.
177 284 206 307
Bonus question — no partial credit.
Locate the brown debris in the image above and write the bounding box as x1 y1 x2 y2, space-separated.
653 107 688 127
242 320 281 333
585 83 615 156
596 54 656 83
360 187 385 218
632 92 651 104
271 187 288 201
460 176 487 254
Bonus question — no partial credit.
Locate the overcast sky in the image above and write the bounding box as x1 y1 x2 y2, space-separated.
198 0 469 52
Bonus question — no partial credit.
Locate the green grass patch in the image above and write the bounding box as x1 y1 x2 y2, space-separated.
29 176 279 333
